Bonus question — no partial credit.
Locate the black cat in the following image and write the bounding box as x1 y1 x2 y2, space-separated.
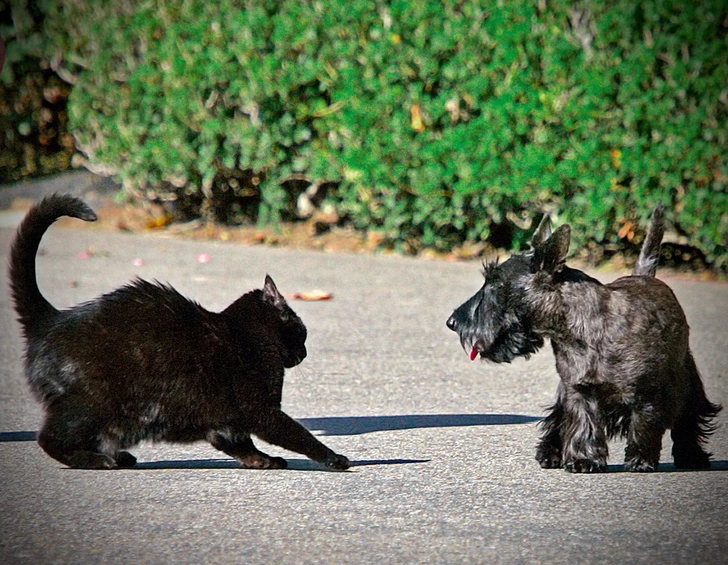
9 193 350 471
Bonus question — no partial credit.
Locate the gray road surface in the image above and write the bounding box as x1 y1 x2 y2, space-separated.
1 181 726 564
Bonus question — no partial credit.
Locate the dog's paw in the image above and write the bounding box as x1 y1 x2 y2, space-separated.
564 458 605 473
673 448 711 470
324 453 350 471
536 446 562 469
624 457 658 472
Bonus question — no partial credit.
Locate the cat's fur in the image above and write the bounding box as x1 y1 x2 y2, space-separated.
9 193 350 470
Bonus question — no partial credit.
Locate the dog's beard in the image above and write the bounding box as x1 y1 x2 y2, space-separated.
459 321 544 363
448 283 544 363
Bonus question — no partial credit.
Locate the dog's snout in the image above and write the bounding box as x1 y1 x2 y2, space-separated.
446 315 457 331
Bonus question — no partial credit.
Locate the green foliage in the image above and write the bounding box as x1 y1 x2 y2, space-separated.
0 0 75 183
41 0 727 265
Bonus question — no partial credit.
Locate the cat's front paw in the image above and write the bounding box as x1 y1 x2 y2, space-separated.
266 456 288 469
239 453 288 469
324 453 350 471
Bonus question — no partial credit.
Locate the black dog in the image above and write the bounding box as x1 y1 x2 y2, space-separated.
447 205 721 472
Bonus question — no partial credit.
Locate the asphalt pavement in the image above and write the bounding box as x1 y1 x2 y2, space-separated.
1 175 726 564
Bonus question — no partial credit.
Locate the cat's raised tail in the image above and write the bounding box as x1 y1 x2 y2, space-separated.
9 194 97 330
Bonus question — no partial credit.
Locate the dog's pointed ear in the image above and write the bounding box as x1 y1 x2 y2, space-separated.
531 213 552 249
263 274 286 310
533 224 571 273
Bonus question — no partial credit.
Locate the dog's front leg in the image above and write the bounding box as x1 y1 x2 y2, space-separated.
624 405 665 472
536 382 566 468
561 388 609 473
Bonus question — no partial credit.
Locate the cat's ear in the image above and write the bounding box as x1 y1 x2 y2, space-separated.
263 275 286 310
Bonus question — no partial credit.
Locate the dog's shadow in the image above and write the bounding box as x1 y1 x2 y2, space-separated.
297 413 541 436
604 461 728 473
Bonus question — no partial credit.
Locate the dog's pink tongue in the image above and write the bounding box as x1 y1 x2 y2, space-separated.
470 348 478 361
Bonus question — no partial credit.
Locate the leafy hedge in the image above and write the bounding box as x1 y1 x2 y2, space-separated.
0 2 75 183
39 0 728 265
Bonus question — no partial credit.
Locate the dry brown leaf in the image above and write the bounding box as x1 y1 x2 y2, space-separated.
289 290 333 301
410 103 425 132
618 221 635 241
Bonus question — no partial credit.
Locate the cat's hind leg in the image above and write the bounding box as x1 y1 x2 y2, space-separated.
115 451 137 468
38 399 118 469
98 432 137 468
207 430 287 469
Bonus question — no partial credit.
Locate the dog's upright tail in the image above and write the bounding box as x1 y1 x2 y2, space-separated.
9 194 97 331
632 203 665 277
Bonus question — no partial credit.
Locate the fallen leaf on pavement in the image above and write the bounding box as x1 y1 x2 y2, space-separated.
288 290 333 301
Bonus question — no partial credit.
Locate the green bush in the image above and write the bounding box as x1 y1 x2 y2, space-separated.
0 1 76 183
42 0 727 265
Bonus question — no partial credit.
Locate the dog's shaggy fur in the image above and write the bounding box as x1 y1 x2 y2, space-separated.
447 205 721 472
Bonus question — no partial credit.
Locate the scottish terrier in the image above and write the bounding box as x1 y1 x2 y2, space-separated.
447 205 722 472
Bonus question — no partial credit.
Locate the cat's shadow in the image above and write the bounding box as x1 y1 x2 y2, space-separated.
132 457 427 471
0 413 538 471
133 414 543 470
0 413 539 445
